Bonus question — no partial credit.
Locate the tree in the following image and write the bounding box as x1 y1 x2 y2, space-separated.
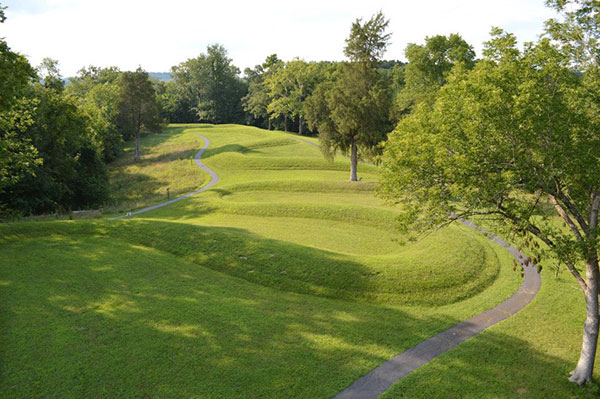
242 54 281 129
393 34 475 119
542 0 600 385
2 80 109 214
170 44 246 124
305 12 392 181
379 27 600 386
265 59 325 134
37 57 65 92
66 66 123 162
116 67 161 162
0 3 41 200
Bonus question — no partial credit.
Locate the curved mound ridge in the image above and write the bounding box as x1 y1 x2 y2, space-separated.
108 124 510 306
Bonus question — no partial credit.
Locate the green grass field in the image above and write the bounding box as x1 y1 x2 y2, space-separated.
0 124 598 398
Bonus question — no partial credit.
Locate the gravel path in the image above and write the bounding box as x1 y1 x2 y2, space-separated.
110 134 218 220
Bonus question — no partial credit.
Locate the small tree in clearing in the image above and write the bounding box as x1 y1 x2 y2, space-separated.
305 12 391 181
117 67 161 162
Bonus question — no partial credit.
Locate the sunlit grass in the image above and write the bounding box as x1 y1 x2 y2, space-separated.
106 127 208 213
108 124 508 306
4 123 595 398
0 221 520 398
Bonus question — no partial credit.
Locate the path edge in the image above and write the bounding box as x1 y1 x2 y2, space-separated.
109 134 219 220
333 220 542 399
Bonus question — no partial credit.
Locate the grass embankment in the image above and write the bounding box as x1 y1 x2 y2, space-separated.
2 124 597 398
107 124 507 306
0 220 518 399
107 126 208 213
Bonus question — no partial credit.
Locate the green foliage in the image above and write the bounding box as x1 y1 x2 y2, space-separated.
36 57 65 92
0 43 34 111
393 33 475 118
1 82 109 214
264 59 328 134
305 13 392 180
242 54 281 129
66 66 123 162
117 68 161 139
545 0 600 69
380 28 599 285
117 67 161 161
158 78 197 123
170 44 246 124
344 11 391 65
0 99 41 191
0 8 42 207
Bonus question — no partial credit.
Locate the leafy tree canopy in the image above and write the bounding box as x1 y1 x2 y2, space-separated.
170 44 246 124
393 33 475 118
380 27 600 386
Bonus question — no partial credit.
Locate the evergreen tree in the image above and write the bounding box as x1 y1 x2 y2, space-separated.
305 12 392 181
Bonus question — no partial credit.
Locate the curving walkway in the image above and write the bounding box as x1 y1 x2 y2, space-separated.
110 134 219 220
292 135 541 398
334 220 541 398
111 130 541 398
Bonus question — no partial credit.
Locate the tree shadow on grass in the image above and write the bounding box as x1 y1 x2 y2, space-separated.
380 329 600 399
107 171 168 212
0 221 594 398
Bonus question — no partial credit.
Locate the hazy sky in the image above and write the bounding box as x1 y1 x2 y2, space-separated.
1 0 558 77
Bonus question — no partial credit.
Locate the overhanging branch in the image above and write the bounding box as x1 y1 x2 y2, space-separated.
549 194 584 241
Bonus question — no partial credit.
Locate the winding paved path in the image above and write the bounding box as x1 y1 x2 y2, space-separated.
334 220 541 399
111 131 542 398
110 134 218 220
291 136 541 398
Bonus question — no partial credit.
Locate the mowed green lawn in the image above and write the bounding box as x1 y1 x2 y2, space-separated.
0 124 597 398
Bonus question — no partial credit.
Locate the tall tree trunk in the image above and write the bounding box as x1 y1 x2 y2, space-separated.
134 130 141 162
268 118 271 131
570 256 600 386
350 141 358 182
299 116 303 135
284 114 288 132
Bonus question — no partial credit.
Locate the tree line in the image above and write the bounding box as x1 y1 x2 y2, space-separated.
1 3 474 215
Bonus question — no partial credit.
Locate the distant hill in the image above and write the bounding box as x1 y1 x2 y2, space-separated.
149 72 172 82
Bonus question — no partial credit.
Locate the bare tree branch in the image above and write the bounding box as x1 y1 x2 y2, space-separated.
565 260 588 291
555 189 590 235
550 194 584 241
